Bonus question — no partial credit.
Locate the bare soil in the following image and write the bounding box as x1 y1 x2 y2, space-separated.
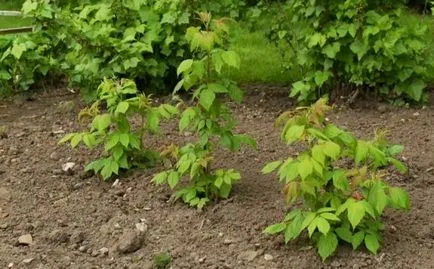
0 86 433 269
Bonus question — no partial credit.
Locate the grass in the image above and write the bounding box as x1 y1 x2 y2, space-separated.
226 24 299 85
0 0 32 29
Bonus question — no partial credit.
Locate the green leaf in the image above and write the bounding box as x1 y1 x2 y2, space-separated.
105 134 120 151
262 161 283 174
388 145 404 156
317 232 338 261
368 182 388 215
59 133 76 144
314 71 329 87
298 158 313 180
323 141 340 160
315 217 331 235
355 141 369 164
92 114 111 131
264 223 286 234
347 201 365 229
119 133 129 147
116 102 129 114
352 231 365 250
221 51 240 69
179 108 196 131
333 170 349 191
219 183 231 199
322 42 340 58
177 59 193 76
335 227 352 243
389 187 410 210
152 171 168 185
284 125 305 144
320 213 340 221
168 171 180 189
300 212 316 231
364 234 380 254
70 134 82 148
11 43 26 59
406 79 426 102
199 89 215 111
388 157 408 174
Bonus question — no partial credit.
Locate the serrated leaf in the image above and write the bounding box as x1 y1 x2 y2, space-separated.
298 158 313 180
323 141 340 160
336 227 352 243
284 125 305 144
199 89 215 111
355 141 369 164
389 187 410 210
364 234 380 254
262 161 283 174
119 133 129 147
221 51 240 69
320 213 340 221
105 134 120 151
352 231 365 249
116 102 129 114
317 232 338 261
152 171 168 185
300 212 316 231
168 171 179 189
368 182 388 215
347 201 365 229
333 170 349 191
388 157 408 174
264 223 286 234
11 43 26 59
315 217 331 235
177 59 193 76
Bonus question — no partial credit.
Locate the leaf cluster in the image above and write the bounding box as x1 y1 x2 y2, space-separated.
265 0 433 103
60 78 177 180
152 13 256 208
263 98 410 260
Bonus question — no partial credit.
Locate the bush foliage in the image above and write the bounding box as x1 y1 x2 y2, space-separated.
265 0 433 103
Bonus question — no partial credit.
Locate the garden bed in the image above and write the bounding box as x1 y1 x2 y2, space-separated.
0 86 433 269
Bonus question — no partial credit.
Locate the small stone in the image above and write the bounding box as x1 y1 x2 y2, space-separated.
0 187 11 202
237 250 260 262
79 245 87 252
18 234 33 245
62 162 76 175
49 152 58 160
99 247 109 256
135 223 147 233
223 239 232 245
22 258 34 264
0 223 8 229
72 183 84 190
331 261 341 267
79 170 93 180
352 264 360 269
143 207 152 211
112 179 120 187
52 169 63 175
8 263 13 268
198 257 206 263
376 104 388 113
91 251 99 257
264 254 273 261
413 112 420 117
115 229 146 254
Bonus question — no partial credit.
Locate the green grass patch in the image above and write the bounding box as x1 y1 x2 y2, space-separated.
226 24 299 85
0 0 32 29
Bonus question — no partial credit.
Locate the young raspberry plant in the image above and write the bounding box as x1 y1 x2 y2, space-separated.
152 12 256 209
60 78 178 180
262 98 410 261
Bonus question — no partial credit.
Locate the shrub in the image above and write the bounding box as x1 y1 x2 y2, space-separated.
266 0 433 103
263 98 410 260
152 13 256 208
60 78 178 180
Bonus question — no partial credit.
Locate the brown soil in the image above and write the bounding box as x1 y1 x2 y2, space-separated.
0 86 433 269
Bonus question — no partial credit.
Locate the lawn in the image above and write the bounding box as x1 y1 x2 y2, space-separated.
0 0 31 29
